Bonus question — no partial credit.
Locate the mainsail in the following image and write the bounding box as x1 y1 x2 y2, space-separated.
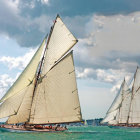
29 52 82 124
0 15 82 125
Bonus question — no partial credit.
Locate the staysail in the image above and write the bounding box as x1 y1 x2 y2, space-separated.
0 37 47 120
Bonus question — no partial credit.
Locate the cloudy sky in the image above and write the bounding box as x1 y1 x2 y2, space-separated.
0 0 140 120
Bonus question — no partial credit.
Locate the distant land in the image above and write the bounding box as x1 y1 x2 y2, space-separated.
69 118 103 126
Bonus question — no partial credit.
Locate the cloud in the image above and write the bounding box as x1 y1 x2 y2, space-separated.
72 12 140 75
1 0 140 48
0 0 53 47
0 74 16 98
0 48 37 70
40 0 49 5
76 67 132 93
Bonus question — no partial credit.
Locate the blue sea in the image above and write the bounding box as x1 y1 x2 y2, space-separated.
0 126 140 140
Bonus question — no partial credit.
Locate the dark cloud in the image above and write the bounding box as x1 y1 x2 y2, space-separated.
1 0 140 47
19 0 140 17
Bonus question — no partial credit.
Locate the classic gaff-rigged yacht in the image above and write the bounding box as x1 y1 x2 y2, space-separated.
101 67 140 128
0 15 82 132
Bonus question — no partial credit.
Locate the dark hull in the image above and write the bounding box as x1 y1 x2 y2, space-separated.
0 126 67 132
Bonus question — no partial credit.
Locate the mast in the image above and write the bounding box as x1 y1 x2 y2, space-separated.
28 16 58 123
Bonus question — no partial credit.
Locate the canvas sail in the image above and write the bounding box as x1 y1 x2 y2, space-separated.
101 79 127 124
0 85 31 119
7 81 35 124
0 15 81 125
29 52 82 124
119 90 131 124
0 37 47 103
42 15 78 75
0 37 46 120
102 110 119 124
128 67 140 124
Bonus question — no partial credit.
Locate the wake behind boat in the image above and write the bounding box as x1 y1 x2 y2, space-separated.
0 14 82 132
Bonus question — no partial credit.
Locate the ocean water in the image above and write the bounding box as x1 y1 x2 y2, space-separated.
0 126 140 140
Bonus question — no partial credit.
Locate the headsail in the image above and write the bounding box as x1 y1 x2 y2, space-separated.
29 52 82 124
0 37 47 120
7 81 35 124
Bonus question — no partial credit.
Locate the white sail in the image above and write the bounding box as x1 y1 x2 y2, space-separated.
108 111 120 125
7 81 35 124
0 85 31 119
101 79 129 124
119 90 131 124
0 37 46 103
0 15 82 126
128 67 140 124
102 110 119 124
29 52 82 124
42 15 77 75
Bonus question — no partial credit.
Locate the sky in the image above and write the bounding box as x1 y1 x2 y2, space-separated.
0 0 140 120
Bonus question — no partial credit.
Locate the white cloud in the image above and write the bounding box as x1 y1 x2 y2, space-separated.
41 0 49 5
76 68 95 79
0 74 16 98
84 12 140 57
76 67 133 94
0 48 37 70
5 0 20 14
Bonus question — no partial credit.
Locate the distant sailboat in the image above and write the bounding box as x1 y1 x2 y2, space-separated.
0 15 82 132
84 120 88 126
102 67 140 128
101 78 131 125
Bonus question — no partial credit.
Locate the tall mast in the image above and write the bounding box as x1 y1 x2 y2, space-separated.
27 15 58 123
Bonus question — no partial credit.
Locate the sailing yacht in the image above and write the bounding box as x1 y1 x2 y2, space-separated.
0 15 82 132
101 78 131 125
102 67 140 128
